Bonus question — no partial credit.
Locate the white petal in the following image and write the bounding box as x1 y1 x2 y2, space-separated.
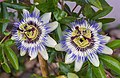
103 35 111 43
102 45 113 55
47 21 58 33
44 35 57 48
98 35 111 44
55 43 65 51
11 35 16 40
65 53 76 64
98 22 102 30
29 51 38 60
33 7 40 18
20 49 26 56
88 53 100 67
74 58 84 72
39 45 48 60
23 9 30 18
41 12 51 24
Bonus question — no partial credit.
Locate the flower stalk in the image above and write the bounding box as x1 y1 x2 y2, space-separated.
38 53 49 77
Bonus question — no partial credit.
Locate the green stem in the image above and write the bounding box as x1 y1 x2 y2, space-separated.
61 0 64 10
0 33 11 44
0 36 7 44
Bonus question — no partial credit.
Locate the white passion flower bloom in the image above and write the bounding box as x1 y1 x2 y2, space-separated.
12 7 58 60
55 19 113 72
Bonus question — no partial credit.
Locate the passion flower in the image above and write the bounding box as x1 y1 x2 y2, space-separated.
12 7 58 60
55 19 113 72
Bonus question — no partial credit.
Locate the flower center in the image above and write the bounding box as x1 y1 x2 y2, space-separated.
71 26 92 49
17 24 40 42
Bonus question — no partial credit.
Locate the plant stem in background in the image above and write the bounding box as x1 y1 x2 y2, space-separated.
0 34 11 44
61 0 65 10
105 70 114 78
38 53 49 78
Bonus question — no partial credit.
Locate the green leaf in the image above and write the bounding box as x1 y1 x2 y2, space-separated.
0 46 3 62
71 12 79 17
99 0 110 7
56 23 63 40
92 63 106 78
86 63 96 78
59 16 76 25
99 54 120 75
3 2 29 10
106 40 120 49
102 24 109 32
97 18 115 24
2 62 11 73
34 0 47 4
1 46 11 73
3 31 11 36
52 23 62 41
91 6 113 20
67 73 79 78
0 19 9 23
48 50 57 63
30 74 43 78
82 4 95 18
53 8 67 21
4 39 15 46
37 0 58 12
13 0 17 3
0 2 9 32
89 0 102 10
59 62 73 74
4 46 19 70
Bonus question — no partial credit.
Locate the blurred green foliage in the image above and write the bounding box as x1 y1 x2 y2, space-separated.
0 0 120 78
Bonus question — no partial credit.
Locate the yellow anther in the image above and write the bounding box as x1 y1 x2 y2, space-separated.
71 27 92 48
18 24 39 41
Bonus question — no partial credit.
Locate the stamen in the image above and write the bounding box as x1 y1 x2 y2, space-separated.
71 27 94 51
17 22 41 43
